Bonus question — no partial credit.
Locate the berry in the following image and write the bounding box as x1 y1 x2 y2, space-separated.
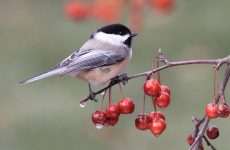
106 104 120 118
65 1 89 20
160 85 171 95
154 92 170 108
144 79 161 97
150 118 166 136
187 134 195 146
135 114 152 130
92 110 107 125
205 103 218 118
149 111 165 121
105 116 119 127
218 103 230 118
93 4 119 22
206 125 219 139
151 0 174 12
118 98 135 114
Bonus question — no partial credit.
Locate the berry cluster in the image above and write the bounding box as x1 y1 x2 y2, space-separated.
135 111 166 136
64 0 174 30
92 86 135 129
65 0 120 22
134 74 171 136
206 102 230 119
144 80 170 108
90 62 171 137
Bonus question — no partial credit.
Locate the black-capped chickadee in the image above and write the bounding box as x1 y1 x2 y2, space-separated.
20 24 137 100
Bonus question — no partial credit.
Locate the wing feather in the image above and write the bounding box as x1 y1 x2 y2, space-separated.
61 49 128 75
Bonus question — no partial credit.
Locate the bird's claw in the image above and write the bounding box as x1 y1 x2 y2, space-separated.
89 91 98 102
110 73 128 85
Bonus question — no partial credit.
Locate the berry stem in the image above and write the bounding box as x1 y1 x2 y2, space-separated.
119 83 125 98
142 93 146 114
100 90 107 111
213 69 217 104
152 96 157 113
109 87 112 105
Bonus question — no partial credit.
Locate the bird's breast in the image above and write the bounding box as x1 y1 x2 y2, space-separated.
75 55 130 85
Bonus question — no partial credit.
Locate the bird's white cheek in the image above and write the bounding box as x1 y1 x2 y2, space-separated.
95 32 129 46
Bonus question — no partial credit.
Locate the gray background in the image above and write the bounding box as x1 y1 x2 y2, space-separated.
1 0 230 149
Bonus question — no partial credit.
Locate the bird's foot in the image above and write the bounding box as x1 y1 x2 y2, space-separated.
87 83 98 102
110 73 128 85
88 91 98 102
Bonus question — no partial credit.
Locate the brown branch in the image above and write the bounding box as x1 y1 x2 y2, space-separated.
192 116 205 137
190 64 230 150
79 55 230 104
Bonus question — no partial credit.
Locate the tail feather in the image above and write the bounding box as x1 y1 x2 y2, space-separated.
19 67 67 85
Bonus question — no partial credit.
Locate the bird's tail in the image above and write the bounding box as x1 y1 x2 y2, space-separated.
19 67 67 85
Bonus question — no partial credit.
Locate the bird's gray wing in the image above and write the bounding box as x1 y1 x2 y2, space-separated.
61 48 128 75
19 48 128 84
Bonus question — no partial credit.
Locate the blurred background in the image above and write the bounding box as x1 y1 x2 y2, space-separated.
1 0 230 149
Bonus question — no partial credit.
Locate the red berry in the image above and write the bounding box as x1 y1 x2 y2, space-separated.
187 134 195 146
205 103 218 118
93 4 119 22
150 118 166 136
206 125 219 139
92 110 107 125
118 98 135 114
154 92 170 108
144 79 161 97
151 0 174 12
149 111 165 121
65 1 89 20
218 103 230 118
105 116 119 127
135 114 152 130
106 104 120 118
160 85 171 95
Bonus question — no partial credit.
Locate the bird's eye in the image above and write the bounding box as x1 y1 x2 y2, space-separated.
118 32 122 35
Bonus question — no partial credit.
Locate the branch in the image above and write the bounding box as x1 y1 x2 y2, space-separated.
190 64 230 150
79 55 230 104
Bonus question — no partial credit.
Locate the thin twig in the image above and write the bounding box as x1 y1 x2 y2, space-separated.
203 136 217 150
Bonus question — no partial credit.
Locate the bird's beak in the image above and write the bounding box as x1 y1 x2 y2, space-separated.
130 32 138 37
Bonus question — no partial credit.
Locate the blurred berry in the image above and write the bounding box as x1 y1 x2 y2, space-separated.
65 1 89 20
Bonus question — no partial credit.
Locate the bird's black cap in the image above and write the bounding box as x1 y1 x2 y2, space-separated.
96 24 132 36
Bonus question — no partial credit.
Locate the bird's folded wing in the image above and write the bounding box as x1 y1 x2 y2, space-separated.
62 49 128 75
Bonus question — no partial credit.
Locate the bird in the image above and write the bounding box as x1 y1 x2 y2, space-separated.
19 23 137 101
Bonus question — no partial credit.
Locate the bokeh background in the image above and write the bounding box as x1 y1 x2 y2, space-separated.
1 0 230 149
